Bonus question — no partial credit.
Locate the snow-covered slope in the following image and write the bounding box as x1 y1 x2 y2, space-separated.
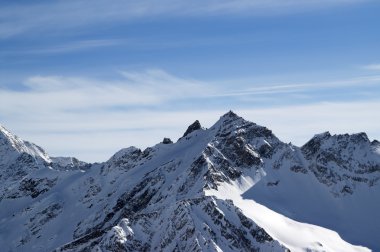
245 130 380 250
0 124 51 182
0 112 379 252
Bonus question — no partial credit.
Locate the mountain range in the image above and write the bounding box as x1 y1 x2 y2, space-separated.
0 111 379 252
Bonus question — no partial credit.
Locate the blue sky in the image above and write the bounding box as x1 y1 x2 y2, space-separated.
1 0 380 162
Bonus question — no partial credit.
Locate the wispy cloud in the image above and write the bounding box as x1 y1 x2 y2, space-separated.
0 69 211 116
362 64 380 71
24 39 124 54
212 75 380 97
2 101 380 162
2 69 379 116
1 69 379 161
0 0 370 39
1 36 259 56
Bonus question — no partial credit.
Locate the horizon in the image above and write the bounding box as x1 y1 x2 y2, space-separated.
1 109 379 163
1 0 380 162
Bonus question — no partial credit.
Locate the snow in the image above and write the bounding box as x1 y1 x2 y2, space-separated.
375 147 380 155
206 175 371 252
0 112 378 251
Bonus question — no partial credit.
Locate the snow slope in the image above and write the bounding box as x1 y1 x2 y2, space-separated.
244 132 380 250
0 112 379 251
206 175 370 252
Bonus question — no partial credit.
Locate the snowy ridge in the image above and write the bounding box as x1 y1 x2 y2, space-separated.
0 112 379 251
0 124 50 167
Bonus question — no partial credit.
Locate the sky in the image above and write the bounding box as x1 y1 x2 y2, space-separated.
1 0 380 162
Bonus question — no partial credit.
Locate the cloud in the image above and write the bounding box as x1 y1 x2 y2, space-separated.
0 69 211 117
211 75 380 97
1 69 379 162
2 69 378 117
0 0 370 39
24 39 124 54
2 101 380 163
362 64 380 71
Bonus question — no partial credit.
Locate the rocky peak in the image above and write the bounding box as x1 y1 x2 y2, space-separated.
303 131 373 157
372 139 380 147
349 132 370 144
182 120 202 137
302 132 331 157
0 125 51 167
162 138 173 144
215 110 242 126
0 124 22 151
222 110 239 119
108 147 141 163
300 130 380 195
211 112 279 155
313 131 332 140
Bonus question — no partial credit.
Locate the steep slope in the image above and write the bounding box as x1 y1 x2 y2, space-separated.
0 124 88 201
0 124 51 182
0 118 285 252
245 129 380 250
0 112 379 252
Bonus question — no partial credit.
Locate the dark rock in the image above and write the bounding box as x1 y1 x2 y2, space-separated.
290 165 308 174
258 143 273 158
182 120 201 137
162 138 173 144
267 180 280 186
223 110 239 118
341 185 353 194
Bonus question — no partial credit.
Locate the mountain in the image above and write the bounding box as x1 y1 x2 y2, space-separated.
0 111 379 252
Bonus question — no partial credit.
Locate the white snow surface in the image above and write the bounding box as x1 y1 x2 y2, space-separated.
0 124 51 165
206 175 370 252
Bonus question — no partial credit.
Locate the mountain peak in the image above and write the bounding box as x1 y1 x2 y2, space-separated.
0 124 14 141
1 116 379 251
314 131 331 139
0 124 26 154
351 132 370 143
0 123 51 167
308 131 372 147
221 110 239 119
182 120 202 137
216 110 245 125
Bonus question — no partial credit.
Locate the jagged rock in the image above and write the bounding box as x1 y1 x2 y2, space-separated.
182 120 202 137
162 138 173 144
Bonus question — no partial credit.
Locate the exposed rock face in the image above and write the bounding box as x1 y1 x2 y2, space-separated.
162 138 173 144
0 112 379 252
182 120 202 138
301 131 380 194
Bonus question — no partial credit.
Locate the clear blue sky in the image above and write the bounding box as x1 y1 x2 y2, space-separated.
1 0 380 162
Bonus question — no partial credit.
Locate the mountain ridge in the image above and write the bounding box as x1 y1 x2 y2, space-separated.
0 112 379 252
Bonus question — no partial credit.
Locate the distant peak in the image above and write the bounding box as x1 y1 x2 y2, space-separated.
182 120 202 137
308 131 372 146
222 110 239 119
162 137 173 144
0 124 20 148
351 132 369 142
0 124 13 139
108 146 141 162
314 131 331 139
0 123 51 164
213 110 244 128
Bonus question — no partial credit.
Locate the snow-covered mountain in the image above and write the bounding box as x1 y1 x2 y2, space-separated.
0 111 379 252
